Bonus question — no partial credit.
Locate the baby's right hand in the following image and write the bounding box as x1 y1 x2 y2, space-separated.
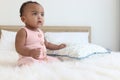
58 43 66 49
29 48 41 59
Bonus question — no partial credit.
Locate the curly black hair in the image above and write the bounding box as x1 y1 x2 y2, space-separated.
20 1 41 17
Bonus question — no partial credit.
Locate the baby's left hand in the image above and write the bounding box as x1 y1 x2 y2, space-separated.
58 44 66 49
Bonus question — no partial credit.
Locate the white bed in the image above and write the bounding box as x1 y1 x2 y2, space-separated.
0 25 120 80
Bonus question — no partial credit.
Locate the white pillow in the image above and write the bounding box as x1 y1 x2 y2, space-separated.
47 43 110 60
0 30 16 51
45 32 89 46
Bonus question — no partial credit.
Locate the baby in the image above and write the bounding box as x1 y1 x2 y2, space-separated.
15 1 66 66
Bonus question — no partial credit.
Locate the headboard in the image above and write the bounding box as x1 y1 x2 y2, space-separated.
0 25 91 42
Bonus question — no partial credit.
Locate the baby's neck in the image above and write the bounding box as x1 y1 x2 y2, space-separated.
25 26 39 31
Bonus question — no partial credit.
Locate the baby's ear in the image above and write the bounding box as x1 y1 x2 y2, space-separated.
21 16 26 22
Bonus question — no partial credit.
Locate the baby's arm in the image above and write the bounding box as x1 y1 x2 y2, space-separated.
15 28 40 59
45 39 66 50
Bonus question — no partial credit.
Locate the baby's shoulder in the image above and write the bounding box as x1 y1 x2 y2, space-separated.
16 28 26 36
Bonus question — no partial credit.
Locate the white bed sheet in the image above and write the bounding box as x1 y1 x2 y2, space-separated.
0 27 119 80
0 50 120 80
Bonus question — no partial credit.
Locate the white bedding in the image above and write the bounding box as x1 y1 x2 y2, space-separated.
0 50 120 80
0 28 120 80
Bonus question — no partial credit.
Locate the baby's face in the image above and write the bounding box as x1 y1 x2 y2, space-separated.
21 3 44 29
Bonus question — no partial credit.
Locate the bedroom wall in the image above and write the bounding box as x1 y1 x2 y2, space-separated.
0 0 119 51
118 0 120 51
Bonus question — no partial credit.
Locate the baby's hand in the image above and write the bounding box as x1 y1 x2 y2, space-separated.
29 48 41 59
58 44 66 49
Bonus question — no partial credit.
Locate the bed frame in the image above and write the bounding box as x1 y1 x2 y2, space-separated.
0 25 91 42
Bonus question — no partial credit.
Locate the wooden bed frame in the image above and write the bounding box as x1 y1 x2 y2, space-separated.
0 25 91 42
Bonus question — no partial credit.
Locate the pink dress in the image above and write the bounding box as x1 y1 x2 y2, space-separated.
17 27 59 66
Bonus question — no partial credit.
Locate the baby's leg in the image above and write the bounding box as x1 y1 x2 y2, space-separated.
47 56 60 62
17 57 38 66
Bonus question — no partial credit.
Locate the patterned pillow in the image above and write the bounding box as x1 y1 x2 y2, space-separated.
47 43 110 61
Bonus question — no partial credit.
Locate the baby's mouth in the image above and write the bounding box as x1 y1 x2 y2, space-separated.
38 21 41 23
38 21 42 24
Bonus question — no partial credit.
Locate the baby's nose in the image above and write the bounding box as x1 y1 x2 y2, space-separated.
38 14 43 18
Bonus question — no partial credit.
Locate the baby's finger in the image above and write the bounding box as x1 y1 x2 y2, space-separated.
61 44 66 47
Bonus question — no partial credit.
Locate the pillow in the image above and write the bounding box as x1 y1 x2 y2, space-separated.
45 32 110 60
45 32 89 45
47 43 110 61
0 30 16 51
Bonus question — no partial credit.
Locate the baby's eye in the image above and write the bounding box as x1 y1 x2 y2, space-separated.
41 13 44 17
33 12 38 15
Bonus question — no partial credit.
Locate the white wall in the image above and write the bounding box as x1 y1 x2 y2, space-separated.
0 0 119 51
118 0 120 51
